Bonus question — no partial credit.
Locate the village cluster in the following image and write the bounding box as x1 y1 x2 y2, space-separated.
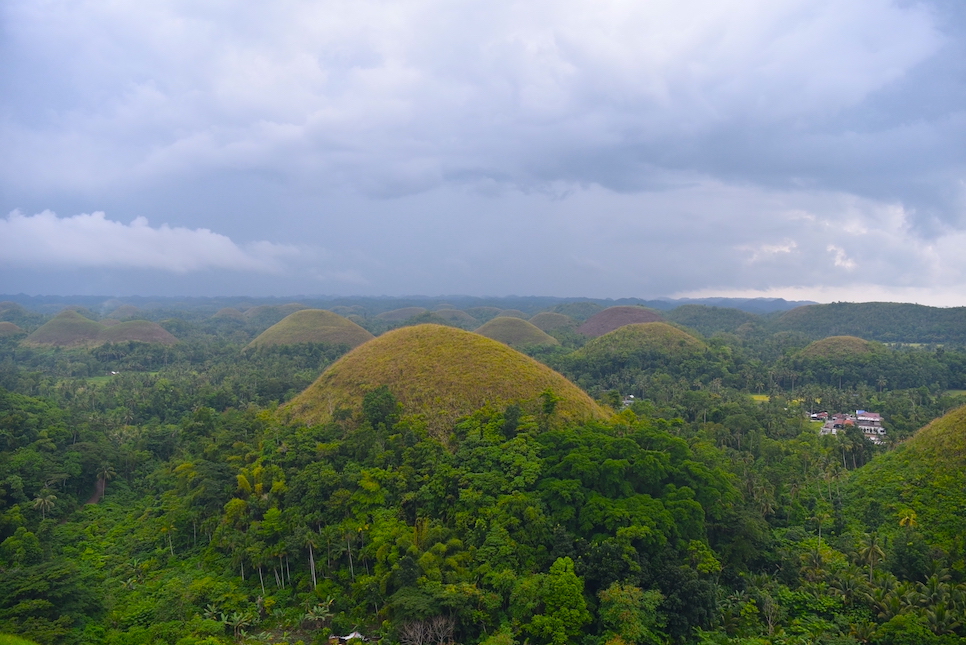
812 410 887 444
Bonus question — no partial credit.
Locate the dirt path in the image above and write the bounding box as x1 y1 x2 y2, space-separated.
85 478 106 505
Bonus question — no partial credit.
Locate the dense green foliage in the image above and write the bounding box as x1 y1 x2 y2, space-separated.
3 298 966 645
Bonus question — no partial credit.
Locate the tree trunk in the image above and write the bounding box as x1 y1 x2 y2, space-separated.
309 543 317 590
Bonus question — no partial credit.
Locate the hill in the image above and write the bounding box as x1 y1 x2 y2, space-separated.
0 322 24 338
552 301 603 321
475 317 559 348
374 307 428 322
529 312 577 332
576 322 705 361
464 307 503 323
22 310 105 347
106 304 140 320
774 302 966 343
244 303 308 327
497 309 528 319
799 335 881 360
664 304 758 336
431 309 480 329
577 306 664 337
846 404 966 554
284 324 607 432
99 321 179 346
22 311 180 348
247 310 374 350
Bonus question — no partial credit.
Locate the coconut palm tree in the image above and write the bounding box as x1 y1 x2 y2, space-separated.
33 490 57 520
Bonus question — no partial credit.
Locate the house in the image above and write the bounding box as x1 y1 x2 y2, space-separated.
820 410 886 444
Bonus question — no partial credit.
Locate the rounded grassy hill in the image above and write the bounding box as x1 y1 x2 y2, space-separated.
575 322 705 361
577 306 663 337
799 335 881 360
284 324 607 433
846 404 966 552
529 312 577 333
431 309 480 329
99 321 178 346
464 307 503 323
22 310 105 347
497 309 528 319
374 307 428 322
476 317 559 348
0 322 25 338
247 310 374 350
107 304 140 320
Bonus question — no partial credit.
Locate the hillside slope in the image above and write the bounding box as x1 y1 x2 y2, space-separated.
247 310 374 350
285 324 607 432
775 302 966 342
475 317 559 348
577 306 663 337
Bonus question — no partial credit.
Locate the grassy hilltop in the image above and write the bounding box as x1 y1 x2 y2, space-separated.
22 310 177 348
475 317 559 348
285 324 607 432
247 309 374 350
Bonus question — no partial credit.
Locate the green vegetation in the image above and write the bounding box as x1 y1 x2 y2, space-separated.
664 305 758 337
247 310 374 350
577 307 664 337
99 321 178 346
475 317 559 349
776 301 966 342
4 297 966 645
285 324 607 432
0 635 42 645
107 305 140 320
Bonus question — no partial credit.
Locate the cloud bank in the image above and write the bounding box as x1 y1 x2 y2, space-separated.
1 0 964 300
0 210 297 273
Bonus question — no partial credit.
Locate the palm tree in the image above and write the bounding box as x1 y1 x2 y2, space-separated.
33 490 57 520
858 532 886 582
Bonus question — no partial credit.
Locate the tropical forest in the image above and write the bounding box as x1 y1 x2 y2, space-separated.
3 296 966 645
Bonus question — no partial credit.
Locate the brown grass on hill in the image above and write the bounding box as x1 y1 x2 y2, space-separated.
529 312 577 332
374 307 429 322
23 310 179 347
22 310 105 347
0 321 24 337
247 309 374 350
498 309 528 319
476 317 559 348
0 301 27 314
577 306 664 337
800 335 880 360
284 324 607 434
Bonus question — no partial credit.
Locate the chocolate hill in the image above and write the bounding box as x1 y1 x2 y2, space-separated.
475 317 559 349
284 324 607 433
246 310 374 350
577 306 663 337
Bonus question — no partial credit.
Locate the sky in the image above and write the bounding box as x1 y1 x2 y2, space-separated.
1 0 966 305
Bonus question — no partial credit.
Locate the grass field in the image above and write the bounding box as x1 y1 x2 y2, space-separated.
577 306 664 337
575 322 705 361
750 394 770 402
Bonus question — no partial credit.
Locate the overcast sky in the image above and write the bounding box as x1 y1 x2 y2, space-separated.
2 0 965 304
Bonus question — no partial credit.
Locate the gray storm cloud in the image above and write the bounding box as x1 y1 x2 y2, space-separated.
0 0 964 300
